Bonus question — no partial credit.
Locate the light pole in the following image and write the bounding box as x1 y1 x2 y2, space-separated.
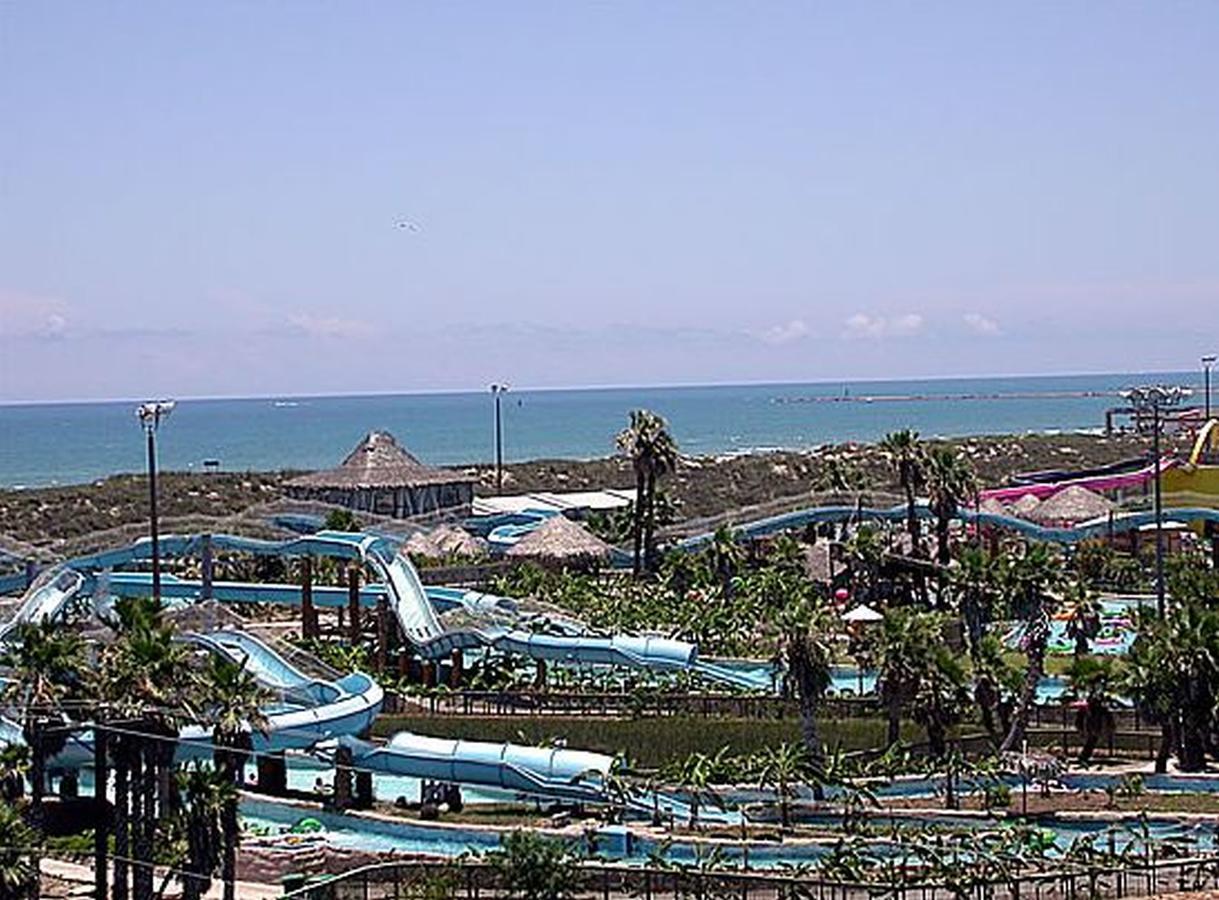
490 384 509 494
137 400 175 604
1121 385 1189 615
1203 355 1216 421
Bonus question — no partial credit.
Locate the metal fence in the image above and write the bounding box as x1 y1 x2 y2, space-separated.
285 856 1219 900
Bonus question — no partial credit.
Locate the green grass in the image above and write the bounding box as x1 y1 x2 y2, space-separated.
373 714 923 768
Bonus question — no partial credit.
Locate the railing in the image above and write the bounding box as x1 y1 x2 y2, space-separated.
284 855 1219 900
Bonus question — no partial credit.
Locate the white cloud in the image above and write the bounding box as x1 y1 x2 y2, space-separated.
286 313 374 340
963 312 1001 336
40 313 68 340
754 319 810 345
843 312 924 339
0 290 70 339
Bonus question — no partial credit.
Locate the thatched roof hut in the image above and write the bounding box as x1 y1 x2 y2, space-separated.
1030 485 1114 525
431 523 485 557
1010 493 1043 517
505 515 611 565
979 497 1008 517
286 431 474 519
401 531 444 559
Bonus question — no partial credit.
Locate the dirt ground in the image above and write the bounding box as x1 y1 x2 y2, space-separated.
0 432 1165 550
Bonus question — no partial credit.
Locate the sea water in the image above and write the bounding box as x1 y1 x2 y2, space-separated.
0 371 1200 488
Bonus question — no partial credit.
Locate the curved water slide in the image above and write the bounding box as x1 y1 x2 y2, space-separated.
677 502 1219 549
0 568 87 643
979 456 1177 503
6 530 730 686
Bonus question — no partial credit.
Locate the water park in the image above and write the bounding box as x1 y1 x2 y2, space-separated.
4 399 1219 899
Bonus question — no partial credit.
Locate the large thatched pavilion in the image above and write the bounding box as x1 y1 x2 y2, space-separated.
286 431 474 519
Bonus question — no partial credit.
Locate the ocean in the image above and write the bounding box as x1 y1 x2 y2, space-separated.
0 372 1203 488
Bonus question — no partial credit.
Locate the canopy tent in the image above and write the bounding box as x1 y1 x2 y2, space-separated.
841 604 884 623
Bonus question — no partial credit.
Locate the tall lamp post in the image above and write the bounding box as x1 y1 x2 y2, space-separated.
489 384 509 494
1203 355 1216 421
1121 385 1188 615
137 400 175 603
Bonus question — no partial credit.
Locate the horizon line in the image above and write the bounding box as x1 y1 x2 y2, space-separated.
0 366 1200 409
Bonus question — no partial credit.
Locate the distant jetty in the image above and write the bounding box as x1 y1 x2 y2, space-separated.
772 389 1118 405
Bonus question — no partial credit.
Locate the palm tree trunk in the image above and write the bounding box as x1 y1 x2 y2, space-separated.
27 725 45 824
642 470 657 573
221 797 238 900
114 739 130 900
135 739 156 900
216 741 241 900
887 700 902 747
1155 720 1176 774
1000 633 1045 754
631 470 645 576
904 479 922 555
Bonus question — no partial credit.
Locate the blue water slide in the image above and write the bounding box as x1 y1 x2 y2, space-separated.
337 732 615 805
0 568 87 643
678 503 1219 549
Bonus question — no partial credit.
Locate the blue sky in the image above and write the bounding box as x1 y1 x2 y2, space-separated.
2 2 1217 401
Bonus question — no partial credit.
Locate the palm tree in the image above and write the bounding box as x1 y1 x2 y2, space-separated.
751 742 815 829
1064 582 1103 657
1065 657 1118 764
616 409 679 575
922 446 976 566
951 547 1001 658
0 801 39 900
0 621 87 821
880 430 925 556
910 645 969 758
971 634 1021 744
177 762 234 900
198 655 270 900
876 609 945 749
780 601 834 797
97 596 196 900
0 744 29 803
999 544 1064 753
844 525 884 604
1125 611 1183 773
708 525 745 598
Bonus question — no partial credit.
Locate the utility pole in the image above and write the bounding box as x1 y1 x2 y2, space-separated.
1121 385 1188 616
490 383 509 494
137 401 175 603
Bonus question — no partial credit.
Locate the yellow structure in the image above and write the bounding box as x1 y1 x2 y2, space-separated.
1162 418 1219 508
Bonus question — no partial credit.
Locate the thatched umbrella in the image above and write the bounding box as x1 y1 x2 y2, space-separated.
1030 485 1114 525
430 523 485 557
1010 493 1043 518
505 515 611 565
979 497 1008 517
401 531 443 559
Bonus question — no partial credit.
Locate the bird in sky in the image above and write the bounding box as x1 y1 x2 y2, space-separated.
396 220 421 232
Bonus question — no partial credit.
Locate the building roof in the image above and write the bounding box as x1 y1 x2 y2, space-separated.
471 489 636 517
430 523 486 557
1030 485 1115 524
287 431 468 490
1010 493 1043 517
401 531 444 558
505 515 612 561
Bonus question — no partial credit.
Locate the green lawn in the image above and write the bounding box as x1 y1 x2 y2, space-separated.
373 714 924 768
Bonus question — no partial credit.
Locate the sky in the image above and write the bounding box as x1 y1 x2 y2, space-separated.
2 2 1218 402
